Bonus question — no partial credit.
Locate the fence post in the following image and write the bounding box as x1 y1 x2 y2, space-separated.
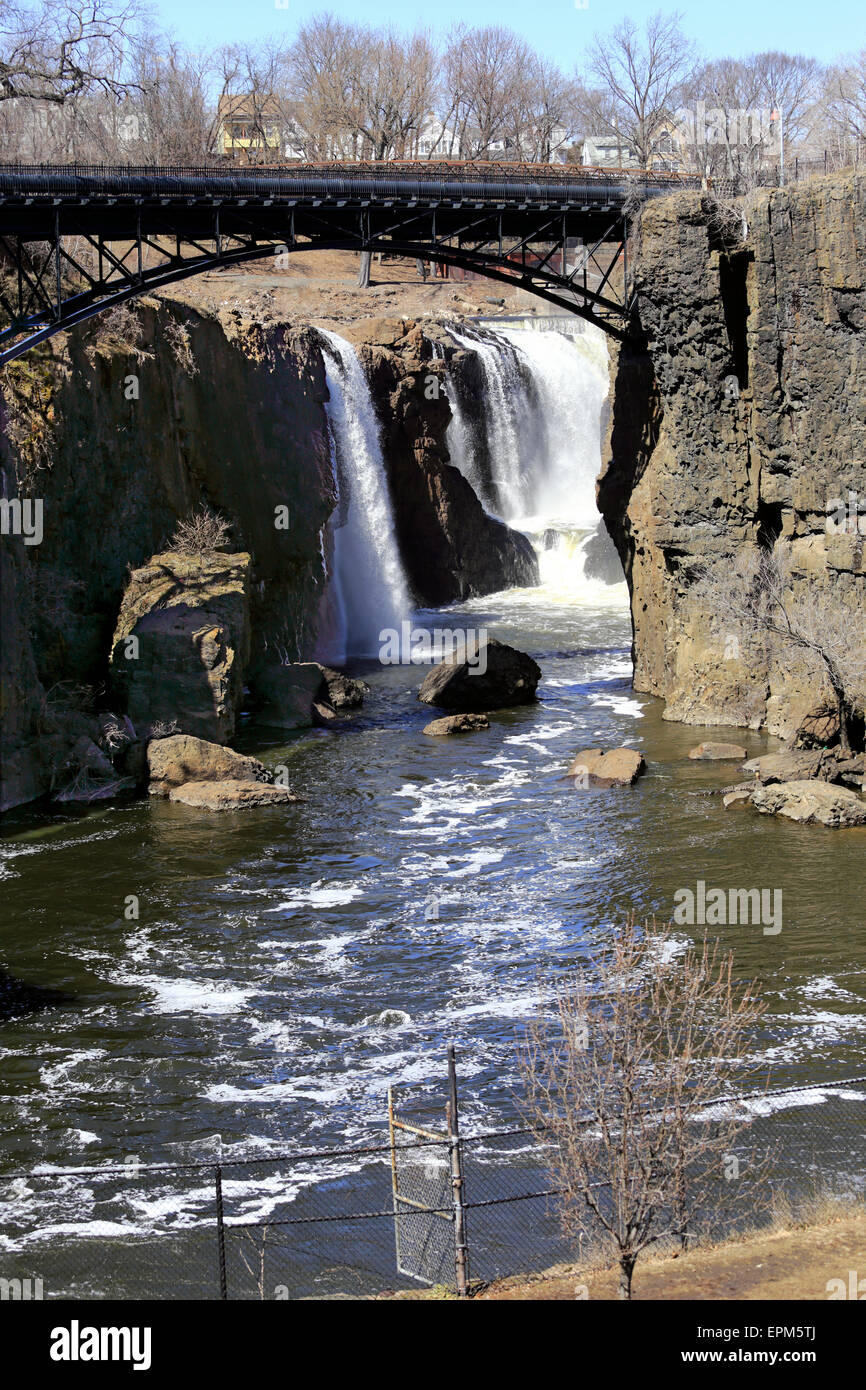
215 1165 228 1300
447 1043 470 1297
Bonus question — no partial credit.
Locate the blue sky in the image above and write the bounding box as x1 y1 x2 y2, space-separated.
150 0 864 66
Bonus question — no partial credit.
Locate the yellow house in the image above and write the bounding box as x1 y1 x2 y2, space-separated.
217 94 290 160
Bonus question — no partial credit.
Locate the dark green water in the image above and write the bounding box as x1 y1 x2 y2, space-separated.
1 568 864 1294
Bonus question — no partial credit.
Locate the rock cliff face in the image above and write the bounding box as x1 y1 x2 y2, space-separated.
1 299 538 810
1 302 334 808
598 174 866 739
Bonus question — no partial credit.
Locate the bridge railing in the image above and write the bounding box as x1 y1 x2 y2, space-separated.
0 161 703 204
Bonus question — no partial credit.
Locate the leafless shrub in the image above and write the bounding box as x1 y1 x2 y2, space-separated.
519 915 770 1299
43 679 100 715
239 1225 270 1300
84 301 153 364
703 192 748 244
169 504 231 557
694 548 866 756
145 718 180 739
164 317 198 377
98 717 126 753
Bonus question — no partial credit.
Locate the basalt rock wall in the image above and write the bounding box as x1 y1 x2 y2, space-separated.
1 300 537 810
598 174 866 738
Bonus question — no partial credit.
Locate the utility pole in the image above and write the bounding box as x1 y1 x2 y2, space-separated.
770 107 784 186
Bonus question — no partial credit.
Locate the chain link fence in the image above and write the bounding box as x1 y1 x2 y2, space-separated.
1 1072 864 1300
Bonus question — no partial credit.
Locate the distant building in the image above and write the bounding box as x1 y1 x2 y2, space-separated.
217 94 304 160
579 130 685 172
579 135 640 169
414 116 461 159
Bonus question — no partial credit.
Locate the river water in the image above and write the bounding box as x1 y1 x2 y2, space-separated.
1 324 864 1296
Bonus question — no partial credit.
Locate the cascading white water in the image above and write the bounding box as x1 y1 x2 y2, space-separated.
318 331 411 663
498 328 609 529
444 320 622 603
447 328 534 518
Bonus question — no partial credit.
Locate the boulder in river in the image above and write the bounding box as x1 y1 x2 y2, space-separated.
742 750 837 785
250 662 328 730
418 637 541 712
688 741 748 761
318 667 369 709
250 662 367 729
567 747 645 788
146 734 268 796
423 713 490 736
750 779 866 828
167 780 301 811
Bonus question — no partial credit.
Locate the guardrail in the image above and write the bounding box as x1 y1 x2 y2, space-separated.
0 162 703 206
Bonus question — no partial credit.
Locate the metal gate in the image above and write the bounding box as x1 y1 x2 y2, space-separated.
387 1045 470 1293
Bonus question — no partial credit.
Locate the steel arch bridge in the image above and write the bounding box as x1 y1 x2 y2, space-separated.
0 162 699 364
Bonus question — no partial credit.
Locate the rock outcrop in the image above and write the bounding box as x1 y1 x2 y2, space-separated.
751 779 866 828
598 174 866 745
110 549 252 744
0 301 335 809
418 637 541 711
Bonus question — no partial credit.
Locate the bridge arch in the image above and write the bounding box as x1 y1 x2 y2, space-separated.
0 163 695 363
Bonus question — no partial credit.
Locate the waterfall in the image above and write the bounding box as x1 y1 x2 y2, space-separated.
498 327 609 529
447 328 535 519
444 321 619 595
318 331 411 663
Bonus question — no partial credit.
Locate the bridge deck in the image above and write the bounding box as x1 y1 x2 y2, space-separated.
0 164 702 359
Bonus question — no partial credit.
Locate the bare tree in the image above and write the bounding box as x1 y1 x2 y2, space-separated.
440 25 529 159
752 51 821 155
507 55 579 163
581 11 697 169
520 916 768 1299
0 0 145 105
211 38 292 164
695 548 866 757
819 51 866 170
677 58 770 184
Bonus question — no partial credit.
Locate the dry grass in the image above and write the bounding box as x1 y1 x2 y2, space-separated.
379 1191 866 1301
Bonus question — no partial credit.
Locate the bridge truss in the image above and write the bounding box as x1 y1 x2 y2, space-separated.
0 164 694 364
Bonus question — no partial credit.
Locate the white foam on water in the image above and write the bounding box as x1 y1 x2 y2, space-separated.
264 881 364 914
110 975 256 1016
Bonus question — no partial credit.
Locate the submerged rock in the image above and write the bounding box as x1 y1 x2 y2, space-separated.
146 734 268 796
423 713 490 736
751 779 866 828
418 638 541 712
0 968 71 1022
567 747 645 788
167 779 301 811
723 786 754 808
688 741 748 761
